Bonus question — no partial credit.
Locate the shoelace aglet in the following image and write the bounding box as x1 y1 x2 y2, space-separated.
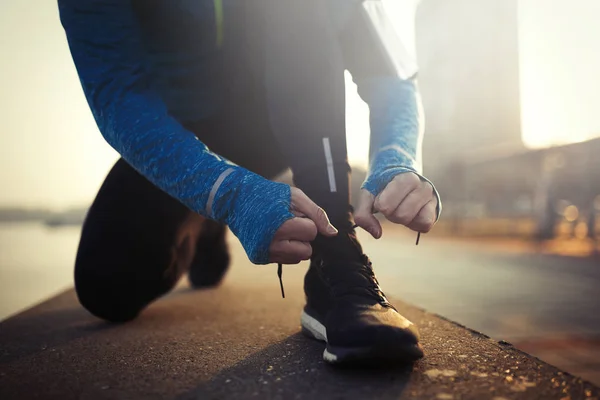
277 263 285 298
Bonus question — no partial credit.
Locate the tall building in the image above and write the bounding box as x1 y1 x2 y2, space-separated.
415 0 524 177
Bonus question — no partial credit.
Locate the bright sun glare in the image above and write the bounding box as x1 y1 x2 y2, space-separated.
1 0 600 208
518 0 600 148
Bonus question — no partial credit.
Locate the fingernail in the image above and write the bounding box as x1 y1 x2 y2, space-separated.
327 224 338 234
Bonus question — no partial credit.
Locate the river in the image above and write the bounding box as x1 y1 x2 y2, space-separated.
0 222 80 321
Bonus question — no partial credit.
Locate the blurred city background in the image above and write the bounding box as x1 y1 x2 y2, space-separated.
1 0 599 386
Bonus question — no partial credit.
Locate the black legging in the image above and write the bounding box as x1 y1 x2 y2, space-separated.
75 0 395 321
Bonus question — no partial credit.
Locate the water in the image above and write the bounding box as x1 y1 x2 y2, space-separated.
0 222 81 321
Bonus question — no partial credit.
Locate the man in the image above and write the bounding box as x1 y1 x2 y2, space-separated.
58 0 441 365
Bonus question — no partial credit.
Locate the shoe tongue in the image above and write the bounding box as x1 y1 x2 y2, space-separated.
312 232 388 305
313 229 364 263
312 230 377 290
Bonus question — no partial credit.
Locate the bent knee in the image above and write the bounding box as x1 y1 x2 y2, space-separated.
74 264 148 323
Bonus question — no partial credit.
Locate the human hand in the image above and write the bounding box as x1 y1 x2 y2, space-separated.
269 187 338 264
354 172 438 239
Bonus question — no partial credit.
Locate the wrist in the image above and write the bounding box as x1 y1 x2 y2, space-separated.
211 169 294 264
362 166 416 197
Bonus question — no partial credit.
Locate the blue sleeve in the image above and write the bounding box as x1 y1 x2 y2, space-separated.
356 76 442 221
58 0 294 263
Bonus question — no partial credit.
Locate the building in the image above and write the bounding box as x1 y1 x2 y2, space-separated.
415 0 524 181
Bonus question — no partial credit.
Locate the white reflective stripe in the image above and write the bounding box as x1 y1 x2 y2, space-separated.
322 137 337 193
206 168 235 218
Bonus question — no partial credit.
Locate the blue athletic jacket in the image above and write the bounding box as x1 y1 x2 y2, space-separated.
58 0 439 264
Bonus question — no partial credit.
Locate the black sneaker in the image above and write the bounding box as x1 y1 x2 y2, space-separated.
188 219 230 288
301 227 423 365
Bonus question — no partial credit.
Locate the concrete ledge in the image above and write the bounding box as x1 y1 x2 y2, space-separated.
1 279 598 400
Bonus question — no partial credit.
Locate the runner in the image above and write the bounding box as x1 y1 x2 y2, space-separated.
58 0 441 364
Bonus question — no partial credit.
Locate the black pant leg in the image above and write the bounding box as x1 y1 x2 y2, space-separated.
75 159 194 322
189 0 288 181
261 0 352 226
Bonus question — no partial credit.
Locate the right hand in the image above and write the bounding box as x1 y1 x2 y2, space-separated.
269 187 338 264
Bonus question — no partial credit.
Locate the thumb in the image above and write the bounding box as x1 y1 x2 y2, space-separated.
290 188 338 236
354 189 382 239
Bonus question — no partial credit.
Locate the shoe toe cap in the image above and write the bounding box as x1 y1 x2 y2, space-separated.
326 307 420 349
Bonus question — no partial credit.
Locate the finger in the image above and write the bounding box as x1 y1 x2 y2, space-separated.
389 185 433 226
354 189 383 239
292 210 307 218
269 239 312 263
273 217 318 242
374 173 420 217
290 188 338 236
408 200 437 233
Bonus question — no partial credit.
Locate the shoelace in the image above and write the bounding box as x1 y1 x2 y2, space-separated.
276 227 421 299
277 262 285 298
346 253 390 305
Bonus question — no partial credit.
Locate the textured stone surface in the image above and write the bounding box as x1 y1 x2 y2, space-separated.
1 277 598 400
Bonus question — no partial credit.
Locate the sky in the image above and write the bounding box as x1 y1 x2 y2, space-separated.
0 0 599 208
518 0 600 147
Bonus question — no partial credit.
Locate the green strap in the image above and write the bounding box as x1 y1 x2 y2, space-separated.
214 0 224 47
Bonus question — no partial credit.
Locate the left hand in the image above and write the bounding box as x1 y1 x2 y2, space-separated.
355 172 438 239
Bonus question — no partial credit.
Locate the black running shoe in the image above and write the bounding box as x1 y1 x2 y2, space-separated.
188 219 230 288
301 227 423 365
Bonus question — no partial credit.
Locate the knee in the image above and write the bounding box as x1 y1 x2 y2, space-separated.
74 264 143 323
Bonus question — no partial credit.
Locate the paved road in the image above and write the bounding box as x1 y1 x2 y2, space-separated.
1 279 598 399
